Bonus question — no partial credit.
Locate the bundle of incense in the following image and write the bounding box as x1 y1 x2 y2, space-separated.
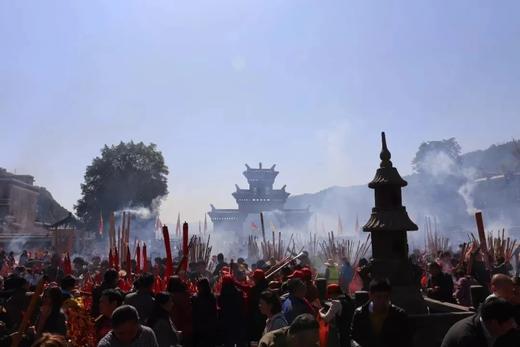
248 235 260 260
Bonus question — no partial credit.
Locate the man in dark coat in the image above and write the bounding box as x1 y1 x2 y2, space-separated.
350 278 412 347
247 269 269 342
441 297 516 347
427 262 455 303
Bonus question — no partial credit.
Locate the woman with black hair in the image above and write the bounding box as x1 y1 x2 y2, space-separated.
192 278 218 347
36 287 66 337
259 290 288 336
148 292 180 347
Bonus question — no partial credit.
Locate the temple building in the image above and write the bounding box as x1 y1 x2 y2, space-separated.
208 163 311 233
0 168 76 251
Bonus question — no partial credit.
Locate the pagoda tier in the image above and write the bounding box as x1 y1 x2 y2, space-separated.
209 163 311 233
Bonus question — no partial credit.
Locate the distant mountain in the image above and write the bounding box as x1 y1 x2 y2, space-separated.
286 140 520 243
36 187 70 225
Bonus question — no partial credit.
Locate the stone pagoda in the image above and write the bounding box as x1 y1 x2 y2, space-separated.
363 132 427 314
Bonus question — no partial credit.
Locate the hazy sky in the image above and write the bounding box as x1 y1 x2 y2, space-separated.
1 1 520 225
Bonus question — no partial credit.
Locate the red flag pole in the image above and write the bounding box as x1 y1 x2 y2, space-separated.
136 242 141 274
142 243 148 272
163 226 173 278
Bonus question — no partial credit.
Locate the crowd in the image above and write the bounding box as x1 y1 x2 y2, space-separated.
0 245 518 347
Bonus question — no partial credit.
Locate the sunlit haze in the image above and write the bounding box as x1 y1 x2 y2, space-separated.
2 1 520 225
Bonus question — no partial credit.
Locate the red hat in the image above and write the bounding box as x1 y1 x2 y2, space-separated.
327 284 342 298
288 270 305 279
252 269 265 281
302 267 312 280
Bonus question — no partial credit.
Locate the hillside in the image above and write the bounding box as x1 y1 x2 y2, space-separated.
286 140 520 243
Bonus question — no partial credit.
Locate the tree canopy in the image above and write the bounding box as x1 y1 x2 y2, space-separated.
75 141 168 230
412 138 461 175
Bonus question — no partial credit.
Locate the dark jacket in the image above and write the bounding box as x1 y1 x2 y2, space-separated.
440 314 487 347
247 279 268 342
350 303 411 347
124 290 155 324
148 307 180 347
428 273 455 303
217 284 246 346
192 292 218 347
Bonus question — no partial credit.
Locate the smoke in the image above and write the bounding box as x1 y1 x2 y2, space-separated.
457 167 479 215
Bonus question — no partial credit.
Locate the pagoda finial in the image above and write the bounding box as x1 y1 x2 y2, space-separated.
380 132 393 168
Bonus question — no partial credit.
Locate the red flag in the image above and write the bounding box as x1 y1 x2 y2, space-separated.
98 212 104 236
251 222 258 230
142 243 148 272
136 242 141 274
163 226 173 277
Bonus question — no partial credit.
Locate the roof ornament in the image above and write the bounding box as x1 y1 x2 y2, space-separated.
380 132 393 169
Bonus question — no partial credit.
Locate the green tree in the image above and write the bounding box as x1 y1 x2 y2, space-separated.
412 138 461 174
75 141 168 231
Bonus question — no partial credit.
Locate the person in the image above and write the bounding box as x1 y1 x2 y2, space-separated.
192 278 218 347
339 258 354 294
319 284 354 347
35 287 67 337
350 278 411 347
302 268 320 308
258 313 319 347
5 275 30 330
486 274 514 302
281 279 314 324
212 253 228 277
324 259 339 286
168 275 193 346
248 269 269 342
217 275 246 347
441 297 516 347
19 251 28 267
124 273 155 324
31 333 68 347
511 276 520 325
427 262 455 303
453 269 473 307
92 269 119 317
60 275 76 300
96 289 123 343
492 256 513 276
148 292 180 347
357 258 371 291
97 305 158 347
259 290 288 335
470 251 491 289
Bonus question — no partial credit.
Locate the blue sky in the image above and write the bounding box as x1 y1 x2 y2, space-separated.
1 1 520 225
